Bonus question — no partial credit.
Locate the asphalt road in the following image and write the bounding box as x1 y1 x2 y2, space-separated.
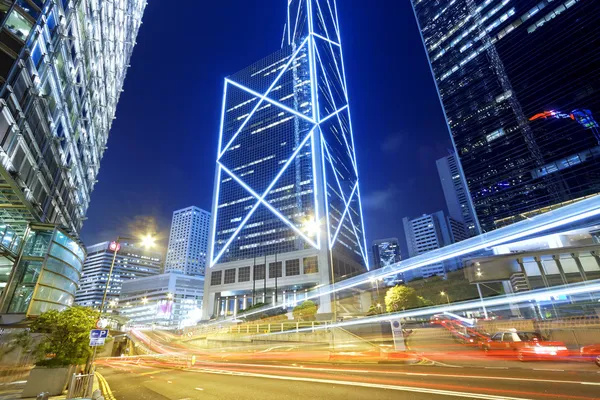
97 357 600 400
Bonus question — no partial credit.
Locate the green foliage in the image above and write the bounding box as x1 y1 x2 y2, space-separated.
385 285 421 312
28 306 98 367
241 302 266 313
406 270 504 306
418 296 434 307
366 304 383 316
292 300 318 321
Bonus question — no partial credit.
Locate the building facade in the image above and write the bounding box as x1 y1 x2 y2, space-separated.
203 0 368 319
412 0 600 232
402 211 467 279
436 153 479 236
0 224 85 318
119 272 204 329
75 240 161 309
165 206 211 275
0 0 145 318
372 238 401 270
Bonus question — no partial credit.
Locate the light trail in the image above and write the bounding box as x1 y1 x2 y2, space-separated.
176 360 600 386
200 194 600 326
186 367 535 400
257 278 600 337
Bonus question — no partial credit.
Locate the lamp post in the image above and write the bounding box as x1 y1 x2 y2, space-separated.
90 234 155 371
440 291 451 305
99 234 156 317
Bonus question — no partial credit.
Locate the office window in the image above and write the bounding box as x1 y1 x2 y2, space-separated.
268 261 282 278
303 256 318 274
254 264 265 280
224 268 236 284
210 270 222 286
285 259 300 276
238 266 250 282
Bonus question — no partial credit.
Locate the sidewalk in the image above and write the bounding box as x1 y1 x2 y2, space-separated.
0 373 103 400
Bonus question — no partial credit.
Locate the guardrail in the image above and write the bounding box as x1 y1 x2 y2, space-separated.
66 368 94 399
226 321 330 335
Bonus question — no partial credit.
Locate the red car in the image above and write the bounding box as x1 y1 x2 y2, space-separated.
580 344 600 367
483 331 568 361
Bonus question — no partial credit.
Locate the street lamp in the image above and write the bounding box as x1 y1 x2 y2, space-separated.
166 293 173 300
440 291 450 305
99 235 156 317
141 297 148 305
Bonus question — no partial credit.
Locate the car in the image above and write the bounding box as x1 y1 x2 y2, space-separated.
482 330 568 361
580 344 600 367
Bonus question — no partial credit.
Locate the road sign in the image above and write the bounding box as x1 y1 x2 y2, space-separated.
390 319 406 351
90 329 109 339
96 319 109 329
89 338 105 347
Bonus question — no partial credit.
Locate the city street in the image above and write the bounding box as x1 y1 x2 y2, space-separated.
97 357 600 400
407 326 600 371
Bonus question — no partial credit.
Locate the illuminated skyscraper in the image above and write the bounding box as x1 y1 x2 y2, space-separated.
75 240 162 309
203 0 368 319
412 0 600 232
165 206 211 275
0 0 146 318
372 238 401 270
402 211 467 279
436 153 479 237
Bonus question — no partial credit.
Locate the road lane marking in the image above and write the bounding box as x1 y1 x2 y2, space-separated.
187 368 533 400
533 369 564 372
167 381 172 383
139 370 165 376
96 372 117 400
195 387 204 391
580 382 600 386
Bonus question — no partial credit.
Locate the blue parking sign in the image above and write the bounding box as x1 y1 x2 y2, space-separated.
90 329 109 339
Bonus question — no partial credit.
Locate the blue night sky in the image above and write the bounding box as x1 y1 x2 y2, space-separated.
79 1 452 257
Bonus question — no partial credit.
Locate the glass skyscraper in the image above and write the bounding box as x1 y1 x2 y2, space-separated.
203 0 367 319
412 0 599 232
165 206 211 276
0 0 145 318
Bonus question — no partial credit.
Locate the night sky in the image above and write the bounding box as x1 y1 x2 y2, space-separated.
79 1 452 258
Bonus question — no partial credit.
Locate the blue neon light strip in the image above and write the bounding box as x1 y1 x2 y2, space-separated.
219 37 310 158
211 129 318 265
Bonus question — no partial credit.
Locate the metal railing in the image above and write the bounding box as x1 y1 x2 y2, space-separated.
66 368 95 399
227 321 330 334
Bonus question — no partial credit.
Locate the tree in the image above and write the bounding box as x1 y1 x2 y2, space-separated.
28 306 98 367
385 285 420 312
366 304 383 316
292 300 318 321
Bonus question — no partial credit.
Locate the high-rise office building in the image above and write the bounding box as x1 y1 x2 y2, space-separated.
165 206 211 275
402 211 467 279
412 0 600 232
372 238 401 270
372 237 403 286
0 0 145 318
75 240 162 309
119 272 204 329
436 153 479 237
203 0 368 319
